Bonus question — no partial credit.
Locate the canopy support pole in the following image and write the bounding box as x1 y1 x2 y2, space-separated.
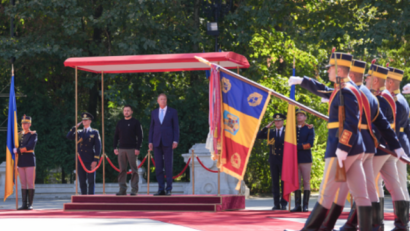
75 66 78 195
101 71 105 194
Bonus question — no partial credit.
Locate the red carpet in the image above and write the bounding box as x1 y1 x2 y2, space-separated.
0 209 397 231
64 194 245 212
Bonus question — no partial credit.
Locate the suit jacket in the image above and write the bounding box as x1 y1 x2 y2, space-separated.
301 76 364 158
149 107 180 147
66 127 101 163
296 124 314 163
256 126 285 164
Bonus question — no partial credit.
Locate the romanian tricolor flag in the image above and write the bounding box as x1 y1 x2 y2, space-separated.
219 70 271 189
4 72 19 201
282 77 299 202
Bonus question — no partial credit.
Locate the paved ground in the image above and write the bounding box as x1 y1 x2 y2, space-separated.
0 194 395 212
0 195 396 231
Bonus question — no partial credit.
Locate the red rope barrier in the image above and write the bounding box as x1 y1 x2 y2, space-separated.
150 156 191 179
196 156 218 173
105 155 147 174
77 154 104 173
172 158 191 179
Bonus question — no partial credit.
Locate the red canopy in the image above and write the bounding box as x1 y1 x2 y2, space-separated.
64 52 250 74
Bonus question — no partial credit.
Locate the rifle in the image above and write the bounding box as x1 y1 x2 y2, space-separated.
334 48 347 182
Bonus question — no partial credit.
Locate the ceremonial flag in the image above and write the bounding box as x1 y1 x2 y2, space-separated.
4 72 19 201
219 69 271 189
282 63 299 202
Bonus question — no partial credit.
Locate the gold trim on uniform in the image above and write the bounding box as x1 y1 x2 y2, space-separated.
340 129 353 147
327 122 339 129
369 70 387 79
360 124 368 130
400 127 404 132
94 156 100 159
329 59 352 68
350 66 365 74
388 72 404 81
302 143 311 150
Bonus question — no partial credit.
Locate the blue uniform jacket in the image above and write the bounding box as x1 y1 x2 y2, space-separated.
296 124 314 163
300 77 364 158
17 131 38 167
395 93 410 155
256 126 285 164
149 107 180 147
359 85 400 153
67 127 101 163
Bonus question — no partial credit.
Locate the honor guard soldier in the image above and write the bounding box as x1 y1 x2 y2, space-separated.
66 112 101 195
290 109 314 213
319 61 405 231
256 113 287 210
13 115 38 210
386 67 410 230
289 52 372 231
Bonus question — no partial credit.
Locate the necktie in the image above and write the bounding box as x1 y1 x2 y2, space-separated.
160 109 164 123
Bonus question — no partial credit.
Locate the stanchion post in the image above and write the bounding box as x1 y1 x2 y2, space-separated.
191 149 195 195
75 66 78 195
218 152 221 196
101 71 105 194
289 194 291 211
147 150 151 195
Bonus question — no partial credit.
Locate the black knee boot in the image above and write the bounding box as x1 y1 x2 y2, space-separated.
27 189 35 210
303 190 311 212
17 189 28 210
371 202 382 231
339 202 358 231
319 202 344 231
291 190 302 212
392 201 409 231
301 202 329 231
357 206 372 231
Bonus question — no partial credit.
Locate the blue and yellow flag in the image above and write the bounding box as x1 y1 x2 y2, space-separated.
4 72 19 201
219 71 270 189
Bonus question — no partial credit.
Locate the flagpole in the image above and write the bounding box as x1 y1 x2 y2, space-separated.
288 55 296 212
194 56 328 121
12 65 18 210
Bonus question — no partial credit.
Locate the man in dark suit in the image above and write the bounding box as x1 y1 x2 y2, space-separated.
149 93 180 196
256 113 287 210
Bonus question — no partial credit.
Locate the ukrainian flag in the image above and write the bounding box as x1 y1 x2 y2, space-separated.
4 73 19 201
219 71 270 189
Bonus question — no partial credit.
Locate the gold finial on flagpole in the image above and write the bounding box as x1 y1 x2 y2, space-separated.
12 64 14 76
194 56 212 67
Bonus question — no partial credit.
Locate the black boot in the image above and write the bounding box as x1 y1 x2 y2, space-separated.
339 202 358 231
357 206 372 231
17 189 28 210
303 190 311 212
301 202 329 231
318 203 344 231
392 201 409 231
290 190 302 212
27 189 34 210
371 202 382 231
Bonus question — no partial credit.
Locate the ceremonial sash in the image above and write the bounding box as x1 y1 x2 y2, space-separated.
381 92 396 130
345 83 363 130
360 91 379 147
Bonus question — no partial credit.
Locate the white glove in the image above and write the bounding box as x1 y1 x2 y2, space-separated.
335 148 348 168
403 84 410 94
321 98 329 103
13 148 17 154
395 148 406 159
288 76 303 86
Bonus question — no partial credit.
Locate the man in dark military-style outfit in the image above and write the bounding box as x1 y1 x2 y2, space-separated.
256 113 287 210
14 115 38 210
66 112 101 195
290 109 315 213
386 67 410 230
289 52 372 230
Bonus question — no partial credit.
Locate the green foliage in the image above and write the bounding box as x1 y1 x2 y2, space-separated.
1 0 410 194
